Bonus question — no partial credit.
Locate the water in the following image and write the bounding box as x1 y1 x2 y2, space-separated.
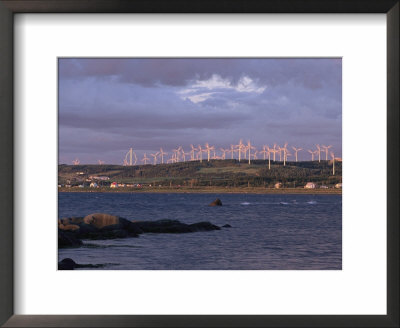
58 192 342 270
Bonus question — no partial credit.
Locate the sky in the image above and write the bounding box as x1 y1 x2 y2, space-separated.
58 58 342 164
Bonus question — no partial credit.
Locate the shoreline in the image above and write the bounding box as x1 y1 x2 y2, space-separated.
58 187 341 195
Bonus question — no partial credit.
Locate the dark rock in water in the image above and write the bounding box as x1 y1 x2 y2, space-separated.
222 224 232 228
209 198 222 206
58 230 83 248
58 258 77 270
189 221 221 231
132 219 220 234
57 213 221 247
58 258 106 270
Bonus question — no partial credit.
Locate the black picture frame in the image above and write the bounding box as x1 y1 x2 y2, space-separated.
0 1 398 327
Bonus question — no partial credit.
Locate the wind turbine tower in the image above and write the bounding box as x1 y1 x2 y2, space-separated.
159 148 167 164
316 145 321 163
322 145 332 161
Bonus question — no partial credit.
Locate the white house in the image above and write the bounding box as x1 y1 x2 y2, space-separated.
304 182 316 189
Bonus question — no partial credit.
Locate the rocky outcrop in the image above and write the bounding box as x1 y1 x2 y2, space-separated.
209 198 222 206
58 230 83 248
222 224 232 228
58 213 221 248
58 258 105 270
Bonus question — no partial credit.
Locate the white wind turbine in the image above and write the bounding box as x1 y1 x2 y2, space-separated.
331 151 336 175
236 139 245 162
259 145 268 160
172 147 181 163
322 145 332 161
308 149 316 161
272 143 277 161
204 143 215 162
292 146 303 162
181 149 188 162
277 146 283 162
281 143 289 166
220 148 227 160
229 144 235 159
159 148 167 164
124 147 137 166
141 153 150 165
266 146 272 170
247 140 256 165
197 144 203 162
150 152 159 165
316 144 322 163
190 144 197 161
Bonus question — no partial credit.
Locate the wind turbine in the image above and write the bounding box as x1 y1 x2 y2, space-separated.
190 144 197 161
141 153 150 165
247 140 256 165
308 149 315 161
322 145 332 161
259 145 268 160
220 148 227 160
172 147 180 163
197 144 203 162
281 143 288 166
204 143 215 162
316 144 321 163
124 147 137 166
159 148 167 164
229 144 235 159
181 149 188 162
272 143 278 161
266 146 272 170
236 139 245 162
150 152 159 165
331 151 335 175
292 146 303 162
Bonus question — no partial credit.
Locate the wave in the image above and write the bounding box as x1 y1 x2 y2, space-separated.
307 201 317 205
240 202 251 205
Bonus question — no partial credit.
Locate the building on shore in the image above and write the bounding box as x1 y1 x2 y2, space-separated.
274 182 282 189
304 182 316 189
335 183 342 189
110 182 119 188
90 182 98 188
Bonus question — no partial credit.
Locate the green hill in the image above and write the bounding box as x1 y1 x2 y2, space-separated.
58 159 342 188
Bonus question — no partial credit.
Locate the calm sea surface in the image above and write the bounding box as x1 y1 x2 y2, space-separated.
58 192 342 270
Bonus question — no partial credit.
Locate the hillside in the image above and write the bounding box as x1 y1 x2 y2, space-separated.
58 159 342 188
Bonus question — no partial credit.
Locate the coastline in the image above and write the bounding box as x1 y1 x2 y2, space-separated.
58 186 342 195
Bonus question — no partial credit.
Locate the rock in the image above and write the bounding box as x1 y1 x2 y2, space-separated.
222 224 232 228
58 213 222 245
83 213 120 229
132 219 220 234
58 258 106 270
58 258 77 270
209 198 222 206
59 224 80 231
189 221 221 232
58 230 83 248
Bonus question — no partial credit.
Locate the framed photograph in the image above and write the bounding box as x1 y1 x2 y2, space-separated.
0 1 398 327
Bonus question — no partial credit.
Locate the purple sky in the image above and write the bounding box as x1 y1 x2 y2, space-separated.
58 58 342 164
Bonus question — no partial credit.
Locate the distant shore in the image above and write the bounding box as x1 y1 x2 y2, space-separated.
58 186 341 195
